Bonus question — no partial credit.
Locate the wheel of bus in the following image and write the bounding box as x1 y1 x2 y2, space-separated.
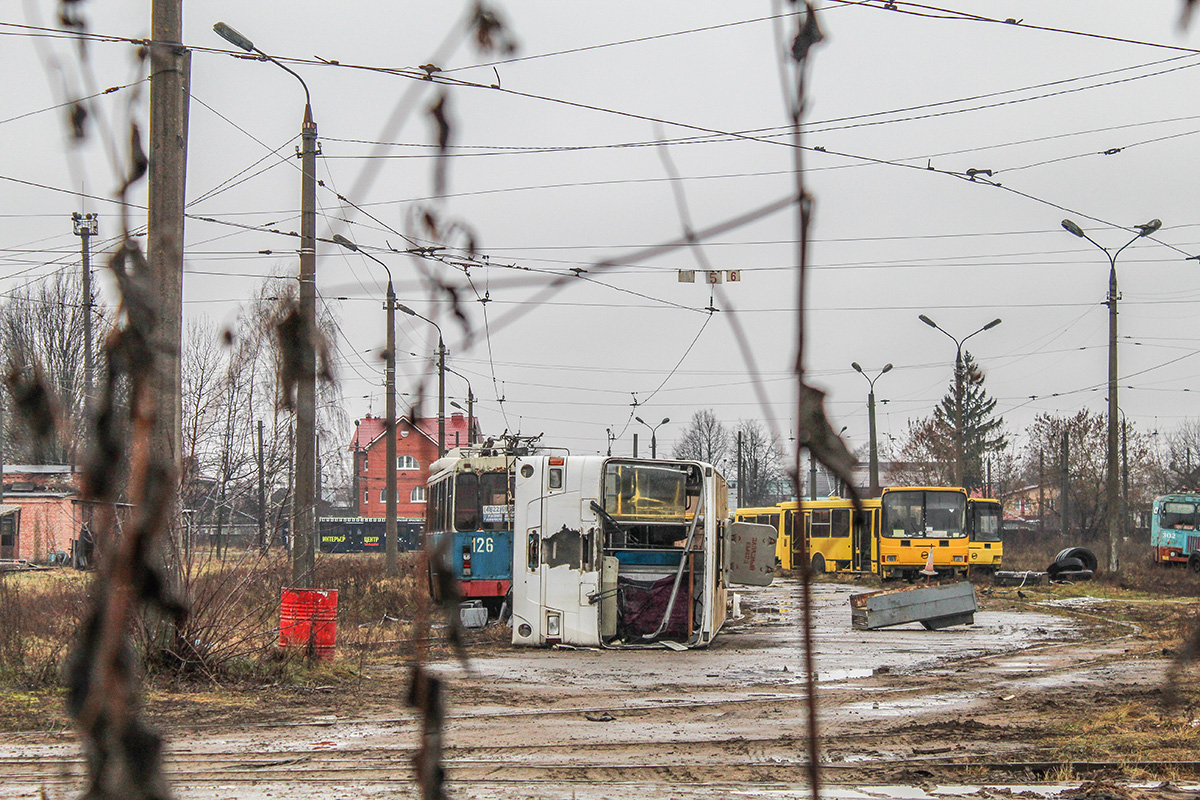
811 553 826 575
1189 554 1200 575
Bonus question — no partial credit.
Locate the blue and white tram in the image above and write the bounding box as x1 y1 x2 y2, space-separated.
425 448 516 612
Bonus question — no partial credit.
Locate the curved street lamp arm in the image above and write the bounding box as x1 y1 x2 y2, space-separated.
213 22 311 108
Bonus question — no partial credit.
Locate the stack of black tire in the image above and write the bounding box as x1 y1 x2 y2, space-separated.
1047 547 1097 581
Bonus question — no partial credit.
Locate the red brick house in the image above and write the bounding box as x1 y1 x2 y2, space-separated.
1 466 81 562
350 413 473 520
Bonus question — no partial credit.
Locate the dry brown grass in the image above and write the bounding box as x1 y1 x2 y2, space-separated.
1001 533 1200 598
0 551 440 694
0 570 89 688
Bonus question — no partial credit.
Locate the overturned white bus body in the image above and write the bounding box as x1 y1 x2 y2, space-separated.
511 455 776 649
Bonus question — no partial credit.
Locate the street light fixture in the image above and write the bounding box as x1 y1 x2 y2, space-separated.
395 303 447 457
918 314 1002 489
331 234 399 576
443 364 476 446
634 416 670 459
215 20 318 588
851 361 892 497
1060 216 1161 573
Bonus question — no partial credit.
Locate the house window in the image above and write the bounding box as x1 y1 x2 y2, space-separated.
411 485 427 503
380 488 397 503
364 490 370 505
398 455 419 470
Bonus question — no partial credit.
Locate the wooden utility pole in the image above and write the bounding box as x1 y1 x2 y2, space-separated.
148 0 190 568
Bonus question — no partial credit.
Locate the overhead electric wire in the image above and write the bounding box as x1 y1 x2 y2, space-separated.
0 79 144 128
833 0 1200 55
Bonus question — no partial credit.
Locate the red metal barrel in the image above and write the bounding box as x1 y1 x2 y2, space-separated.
279 588 338 659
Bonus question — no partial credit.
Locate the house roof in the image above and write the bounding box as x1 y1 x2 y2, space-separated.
349 416 386 450
350 413 473 451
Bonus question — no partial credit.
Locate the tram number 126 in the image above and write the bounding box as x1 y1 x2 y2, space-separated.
473 536 494 554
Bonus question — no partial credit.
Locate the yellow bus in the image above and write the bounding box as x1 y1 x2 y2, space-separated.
875 487 969 580
966 497 1004 574
781 497 879 575
732 505 788 567
735 486 970 580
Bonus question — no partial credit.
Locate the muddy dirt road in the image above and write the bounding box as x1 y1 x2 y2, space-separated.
2 581 1194 799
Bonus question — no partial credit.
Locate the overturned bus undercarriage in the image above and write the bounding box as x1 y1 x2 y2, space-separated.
511 455 776 650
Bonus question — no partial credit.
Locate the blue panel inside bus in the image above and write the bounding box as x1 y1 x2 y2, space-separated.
612 549 685 567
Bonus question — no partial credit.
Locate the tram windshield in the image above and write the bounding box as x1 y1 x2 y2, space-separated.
1160 501 1197 531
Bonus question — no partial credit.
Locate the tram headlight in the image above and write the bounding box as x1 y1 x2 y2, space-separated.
546 612 561 638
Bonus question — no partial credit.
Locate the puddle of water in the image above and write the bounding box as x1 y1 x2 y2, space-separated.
818 668 874 683
1037 597 1111 608
842 691 981 718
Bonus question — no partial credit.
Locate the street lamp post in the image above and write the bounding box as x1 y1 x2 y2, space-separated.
635 416 670 459
215 21 318 588
444 364 476 445
918 314 1002 489
395 304 446 456
851 362 892 497
331 235 399 576
1061 217 1161 574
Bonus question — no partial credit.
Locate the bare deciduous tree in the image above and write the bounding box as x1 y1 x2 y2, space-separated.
736 419 786 506
672 409 730 466
2 270 108 464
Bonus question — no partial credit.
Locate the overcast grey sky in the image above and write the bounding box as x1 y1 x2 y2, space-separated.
2 1 1199 465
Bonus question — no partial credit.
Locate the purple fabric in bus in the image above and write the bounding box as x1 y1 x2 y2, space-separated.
616 574 689 640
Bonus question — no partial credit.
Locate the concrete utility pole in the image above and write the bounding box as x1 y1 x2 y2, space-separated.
918 315 1001 489
851 362 892 497
736 431 743 507
1060 432 1070 537
72 213 97 415
216 21 319 587
635 416 669 460
332 234 399 575
149 0 190 572
1060 217 1161 573
1038 449 1045 534
257 420 267 555
393 303 445 457
809 451 817 500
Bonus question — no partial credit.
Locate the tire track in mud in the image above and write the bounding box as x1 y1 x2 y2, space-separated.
0 588 1171 798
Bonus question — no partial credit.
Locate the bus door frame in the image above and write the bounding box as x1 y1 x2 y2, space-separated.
852 506 872 572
